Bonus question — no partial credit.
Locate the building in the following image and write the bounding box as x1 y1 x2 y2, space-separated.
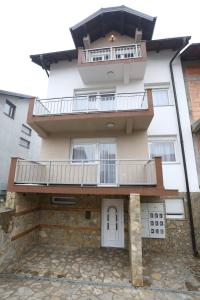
181 44 200 183
181 43 200 250
2 6 200 286
0 90 41 196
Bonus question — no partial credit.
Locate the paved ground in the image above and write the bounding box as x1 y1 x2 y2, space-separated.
5 246 200 291
0 276 200 299
1 245 200 299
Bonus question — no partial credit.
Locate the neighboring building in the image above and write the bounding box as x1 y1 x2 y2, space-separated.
181 44 200 184
4 6 200 285
0 90 41 195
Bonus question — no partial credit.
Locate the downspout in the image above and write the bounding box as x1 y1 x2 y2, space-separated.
40 54 49 77
169 40 199 257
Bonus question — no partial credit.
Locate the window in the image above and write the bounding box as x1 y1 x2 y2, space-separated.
152 89 170 106
165 199 185 219
149 139 176 162
21 124 32 136
72 143 96 162
4 100 16 119
19 137 30 149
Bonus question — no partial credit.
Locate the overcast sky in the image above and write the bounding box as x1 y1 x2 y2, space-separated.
0 0 199 98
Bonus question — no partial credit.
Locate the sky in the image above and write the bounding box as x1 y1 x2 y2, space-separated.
0 0 199 98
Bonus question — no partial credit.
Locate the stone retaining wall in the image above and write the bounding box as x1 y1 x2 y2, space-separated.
0 192 40 271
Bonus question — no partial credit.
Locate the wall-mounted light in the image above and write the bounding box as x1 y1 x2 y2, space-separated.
109 34 115 42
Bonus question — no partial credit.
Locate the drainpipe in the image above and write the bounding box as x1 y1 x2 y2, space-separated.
169 39 199 257
40 54 49 77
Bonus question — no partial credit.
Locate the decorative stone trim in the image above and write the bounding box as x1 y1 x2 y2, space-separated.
128 194 143 286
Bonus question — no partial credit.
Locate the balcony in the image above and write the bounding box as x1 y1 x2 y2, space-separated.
27 90 153 137
8 157 178 196
78 42 147 83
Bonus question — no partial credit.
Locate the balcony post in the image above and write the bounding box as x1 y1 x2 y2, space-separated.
78 47 84 64
146 89 153 111
27 98 35 123
47 161 52 186
81 160 84 186
7 157 18 191
155 156 164 189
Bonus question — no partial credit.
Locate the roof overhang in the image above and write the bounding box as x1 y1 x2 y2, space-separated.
0 90 34 99
181 43 200 61
192 119 200 133
70 5 156 48
30 37 190 71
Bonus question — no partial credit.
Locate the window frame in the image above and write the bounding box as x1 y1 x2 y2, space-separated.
19 137 30 149
4 99 16 119
21 124 32 136
165 198 185 220
71 142 97 164
145 84 173 107
148 136 179 164
70 138 116 165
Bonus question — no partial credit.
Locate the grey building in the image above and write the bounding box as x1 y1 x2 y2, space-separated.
0 90 41 196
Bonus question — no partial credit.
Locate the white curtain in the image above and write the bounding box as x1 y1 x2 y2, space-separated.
152 89 169 106
72 144 95 162
150 141 175 162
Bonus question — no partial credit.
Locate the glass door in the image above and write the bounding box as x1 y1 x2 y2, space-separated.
99 143 116 185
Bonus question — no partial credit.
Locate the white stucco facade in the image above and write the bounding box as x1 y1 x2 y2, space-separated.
40 33 199 193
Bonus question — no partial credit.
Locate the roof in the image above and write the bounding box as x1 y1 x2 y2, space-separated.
191 119 200 133
147 36 190 52
0 89 34 99
70 5 156 48
181 43 200 61
30 36 190 71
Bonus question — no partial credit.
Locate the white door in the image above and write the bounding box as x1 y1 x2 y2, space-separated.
101 199 124 248
99 143 116 185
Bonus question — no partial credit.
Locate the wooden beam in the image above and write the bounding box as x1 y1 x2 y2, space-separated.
7 184 178 197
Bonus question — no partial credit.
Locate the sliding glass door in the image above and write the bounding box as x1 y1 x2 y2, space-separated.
99 143 116 185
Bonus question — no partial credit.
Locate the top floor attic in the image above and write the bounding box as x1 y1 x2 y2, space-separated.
32 6 157 84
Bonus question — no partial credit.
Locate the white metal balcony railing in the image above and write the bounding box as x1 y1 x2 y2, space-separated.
33 92 147 116
82 44 142 63
14 159 156 186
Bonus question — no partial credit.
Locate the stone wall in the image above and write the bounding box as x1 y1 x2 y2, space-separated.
141 194 200 255
39 195 101 248
39 195 129 249
0 192 40 271
1 191 200 272
190 193 200 251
